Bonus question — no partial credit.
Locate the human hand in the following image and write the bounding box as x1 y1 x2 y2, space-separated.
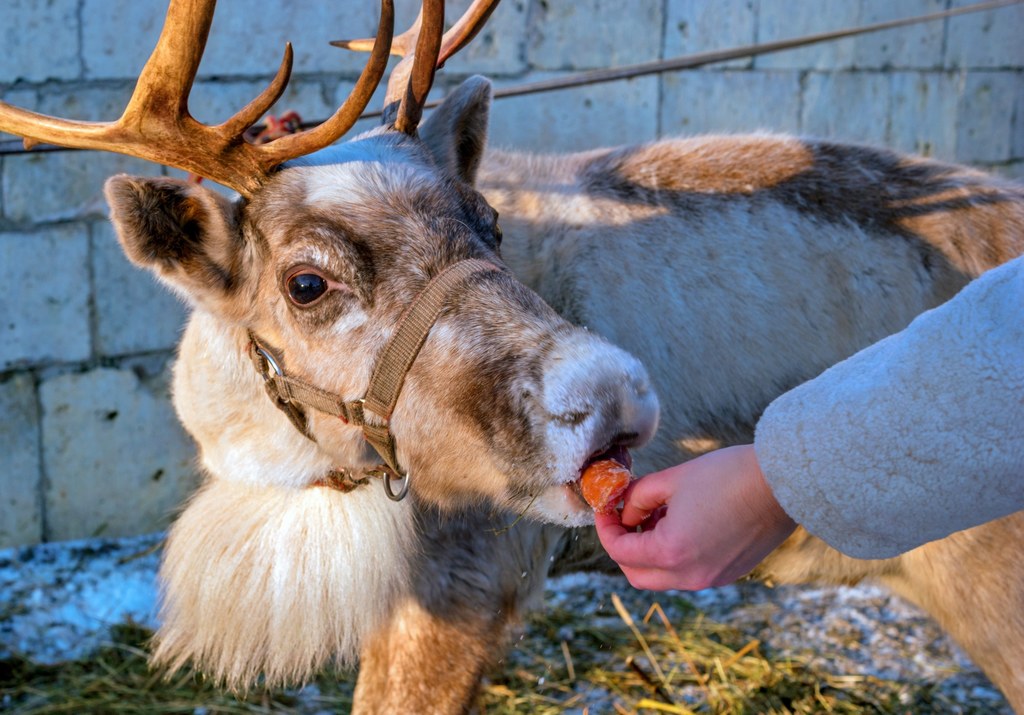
594 444 797 591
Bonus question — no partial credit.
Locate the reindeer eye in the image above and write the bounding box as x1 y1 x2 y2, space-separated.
287 272 329 305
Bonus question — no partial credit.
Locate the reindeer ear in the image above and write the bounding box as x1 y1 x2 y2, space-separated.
105 175 251 315
419 75 492 185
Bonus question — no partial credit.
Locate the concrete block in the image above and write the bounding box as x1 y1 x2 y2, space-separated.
888 72 959 160
660 70 802 138
527 0 663 71
664 0 756 69
955 71 1017 164
755 0 860 70
82 0 386 80
40 365 199 541
208 0 386 77
801 72 890 146
393 0 529 77
854 0 946 70
92 222 188 357
1 0 80 83
487 74 659 153
945 0 1024 69
0 226 91 370
80 0 160 80
0 373 43 548
2 152 159 225
756 0 944 70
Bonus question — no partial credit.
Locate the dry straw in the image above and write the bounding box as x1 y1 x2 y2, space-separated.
1 590 972 714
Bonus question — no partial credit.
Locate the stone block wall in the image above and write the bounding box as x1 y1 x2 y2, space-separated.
1 0 1021 546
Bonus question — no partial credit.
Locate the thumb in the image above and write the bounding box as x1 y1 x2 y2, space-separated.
620 471 677 528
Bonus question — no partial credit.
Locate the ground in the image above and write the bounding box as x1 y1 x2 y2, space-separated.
0 533 1012 714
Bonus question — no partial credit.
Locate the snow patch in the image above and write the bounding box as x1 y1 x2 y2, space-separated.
0 533 162 663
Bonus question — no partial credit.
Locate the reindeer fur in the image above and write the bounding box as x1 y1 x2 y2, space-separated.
105 77 1024 712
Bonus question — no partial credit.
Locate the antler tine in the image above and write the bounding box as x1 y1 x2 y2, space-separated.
0 0 396 198
261 0 395 165
436 0 502 66
119 0 215 124
392 0 445 133
333 0 500 64
332 8 420 57
221 43 295 140
335 0 501 134
0 1 224 170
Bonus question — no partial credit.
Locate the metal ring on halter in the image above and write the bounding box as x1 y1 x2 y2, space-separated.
255 345 284 380
383 470 410 501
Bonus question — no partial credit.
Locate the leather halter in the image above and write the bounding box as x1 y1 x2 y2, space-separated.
248 258 502 501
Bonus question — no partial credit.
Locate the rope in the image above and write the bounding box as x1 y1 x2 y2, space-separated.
0 0 1019 157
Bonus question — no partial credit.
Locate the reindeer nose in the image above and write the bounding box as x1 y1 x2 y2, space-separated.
541 333 660 452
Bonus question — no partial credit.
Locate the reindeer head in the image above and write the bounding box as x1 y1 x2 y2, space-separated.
0 0 658 526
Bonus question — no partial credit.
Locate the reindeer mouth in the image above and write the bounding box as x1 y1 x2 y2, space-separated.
529 445 637 525
569 445 633 503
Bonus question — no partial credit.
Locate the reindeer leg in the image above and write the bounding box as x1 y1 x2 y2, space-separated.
353 596 502 714
352 506 564 714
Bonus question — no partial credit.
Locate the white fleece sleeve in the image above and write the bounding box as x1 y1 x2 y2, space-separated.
754 254 1024 559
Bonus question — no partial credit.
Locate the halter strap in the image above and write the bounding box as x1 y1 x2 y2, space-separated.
248 259 502 498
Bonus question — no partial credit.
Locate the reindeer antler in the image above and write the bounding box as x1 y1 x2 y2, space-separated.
334 0 502 134
0 0 395 197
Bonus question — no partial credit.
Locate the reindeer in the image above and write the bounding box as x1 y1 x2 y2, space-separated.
3 0 1023 712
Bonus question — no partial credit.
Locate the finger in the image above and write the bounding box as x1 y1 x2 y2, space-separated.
619 565 688 592
620 472 676 527
593 510 626 536
596 505 664 537
638 505 667 532
594 514 668 569
622 562 725 592
593 510 632 556
593 510 635 561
